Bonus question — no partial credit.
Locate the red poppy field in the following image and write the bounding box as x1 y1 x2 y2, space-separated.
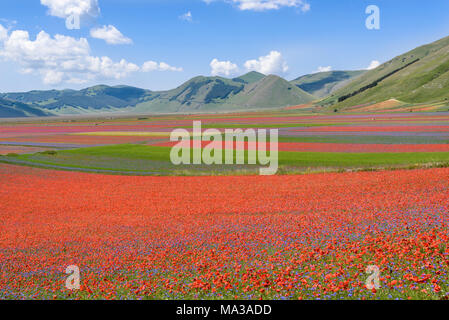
1 163 449 300
1 111 449 300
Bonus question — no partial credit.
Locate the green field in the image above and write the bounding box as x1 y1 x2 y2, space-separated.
3 144 449 175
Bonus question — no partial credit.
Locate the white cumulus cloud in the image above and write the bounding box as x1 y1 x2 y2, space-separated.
0 25 181 85
314 66 332 73
210 58 239 76
179 11 193 22
0 24 7 42
40 0 100 19
204 0 310 12
367 60 381 70
90 25 132 45
142 61 183 72
244 50 288 75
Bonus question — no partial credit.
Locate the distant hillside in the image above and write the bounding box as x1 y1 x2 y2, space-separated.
291 70 365 98
130 76 245 113
1 86 150 115
233 71 266 84
160 76 244 106
134 74 314 113
230 75 315 107
321 35 449 110
0 72 314 117
0 98 51 118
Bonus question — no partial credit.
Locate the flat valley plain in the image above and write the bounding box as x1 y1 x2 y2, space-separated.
2 109 449 175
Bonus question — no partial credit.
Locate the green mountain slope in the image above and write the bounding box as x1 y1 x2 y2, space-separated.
133 76 247 113
229 75 315 107
0 98 51 118
160 76 245 106
321 35 449 109
291 70 365 98
233 71 266 84
147 74 313 112
1 86 150 115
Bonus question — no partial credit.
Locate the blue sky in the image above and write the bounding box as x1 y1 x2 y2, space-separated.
0 0 449 92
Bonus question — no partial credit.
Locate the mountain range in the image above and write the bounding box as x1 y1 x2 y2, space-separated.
0 72 319 117
0 97 51 118
1 34 449 117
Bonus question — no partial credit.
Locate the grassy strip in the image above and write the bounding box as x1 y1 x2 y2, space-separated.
58 144 172 161
0 157 160 175
3 154 449 177
59 144 449 167
7 144 449 170
278 151 449 167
